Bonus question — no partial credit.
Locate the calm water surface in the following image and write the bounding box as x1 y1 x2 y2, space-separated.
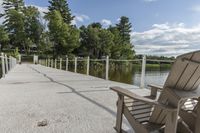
73 62 170 88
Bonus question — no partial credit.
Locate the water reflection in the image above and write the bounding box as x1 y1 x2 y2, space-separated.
109 65 169 87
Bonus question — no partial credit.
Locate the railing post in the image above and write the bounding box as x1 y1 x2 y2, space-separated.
5 54 8 73
47 58 50 67
14 58 16 67
47 59 48 67
45 59 47 66
87 56 90 75
9 56 12 70
55 59 57 69
60 58 62 70
106 56 109 80
51 59 53 68
74 57 77 73
1 53 5 78
140 55 146 89
66 55 68 71
18 54 21 64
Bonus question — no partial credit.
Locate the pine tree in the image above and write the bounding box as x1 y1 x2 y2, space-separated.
116 16 132 45
116 16 135 59
48 0 74 24
1 0 24 14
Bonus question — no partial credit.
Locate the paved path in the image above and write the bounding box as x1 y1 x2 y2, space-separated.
0 64 150 133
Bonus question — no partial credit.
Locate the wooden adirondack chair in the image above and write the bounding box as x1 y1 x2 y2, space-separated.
111 50 200 133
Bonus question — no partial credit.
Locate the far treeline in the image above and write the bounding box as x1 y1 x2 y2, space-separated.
0 0 174 60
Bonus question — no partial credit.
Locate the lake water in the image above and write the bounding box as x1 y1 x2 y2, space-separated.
73 62 170 88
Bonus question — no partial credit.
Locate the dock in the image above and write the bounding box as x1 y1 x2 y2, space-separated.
0 64 151 133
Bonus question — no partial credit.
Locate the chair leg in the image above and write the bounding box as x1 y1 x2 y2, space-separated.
164 110 178 133
115 94 124 133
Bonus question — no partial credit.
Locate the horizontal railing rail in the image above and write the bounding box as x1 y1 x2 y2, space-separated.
38 55 174 89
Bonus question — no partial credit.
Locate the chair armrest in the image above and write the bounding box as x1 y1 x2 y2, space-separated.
110 86 176 111
148 84 163 91
148 84 163 98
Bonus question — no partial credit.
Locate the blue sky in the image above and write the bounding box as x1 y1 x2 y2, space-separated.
24 0 200 31
1 0 200 56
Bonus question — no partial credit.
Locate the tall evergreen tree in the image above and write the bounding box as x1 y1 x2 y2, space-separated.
116 16 135 59
2 0 24 12
48 0 74 24
116 16 132 45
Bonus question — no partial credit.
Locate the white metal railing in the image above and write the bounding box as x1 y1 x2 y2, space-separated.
38 55 174 88
0 53 18 78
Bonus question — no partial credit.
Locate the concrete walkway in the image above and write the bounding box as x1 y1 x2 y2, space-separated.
0 64 150 133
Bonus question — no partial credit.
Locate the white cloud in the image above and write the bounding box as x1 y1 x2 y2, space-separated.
101 19 112 27
131 23 200 56
31 5 48 17
191 5 200 12
72 14 90 25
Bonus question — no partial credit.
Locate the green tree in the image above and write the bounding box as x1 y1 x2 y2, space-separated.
48 0 74 24
1 0 26 52
23 6 44 51
116 16 135 59
108 26 123 59
2 0 24 12
79 24 101 58
98 29 114 57
46 10 79 56
5 9 26 52
79 23 114 58
116 16 132 44
0 25 9 51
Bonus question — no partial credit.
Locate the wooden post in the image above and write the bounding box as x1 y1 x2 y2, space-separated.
87 56 90 75
1 53 5 78
59 58 62 69
115 94 124 132
55 59 57 69
106 56 109 80
140 55 146 89
5 54 8 73
74 57 77 73
66 55 68 71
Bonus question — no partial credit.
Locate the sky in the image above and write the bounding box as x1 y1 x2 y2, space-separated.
1 0 200 56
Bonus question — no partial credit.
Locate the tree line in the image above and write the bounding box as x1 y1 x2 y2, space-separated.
0 0 135 59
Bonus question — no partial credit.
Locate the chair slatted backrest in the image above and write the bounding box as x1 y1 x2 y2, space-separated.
149 51 200 124
164 51 200 91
